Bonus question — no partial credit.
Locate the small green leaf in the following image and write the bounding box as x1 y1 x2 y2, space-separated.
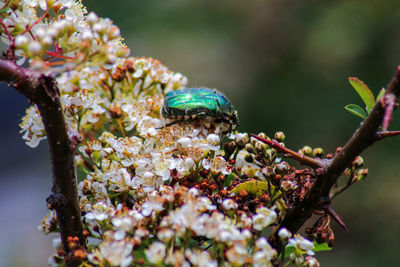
376 88 386 102
313 242 332 252
348 77 375 113
224 173 236 187
231 180 278 197
283 245 296 256
345 104 367 119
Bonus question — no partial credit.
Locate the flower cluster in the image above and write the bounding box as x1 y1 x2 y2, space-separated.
1 0 129 70
6 1 327 266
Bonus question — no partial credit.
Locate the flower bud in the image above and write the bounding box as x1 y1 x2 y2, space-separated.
352 156 364 168
15 35 28 48
108 26 121 40
224 141 236 159
87 12 99 25
274 131 285 142
265 148 277 160
312 147 324 158
305 257 320 267
301 145 313 155
278 228 292 240
235 133 248 148
257 132 268 139
274 162 290 175
222 198 238 210
28 40 42 55
255 140 267 152
261 166 275 178
245 143 256 154
116 46 131 58
353 168 368 183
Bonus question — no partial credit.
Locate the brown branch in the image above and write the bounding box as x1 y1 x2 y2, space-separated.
375 130 400 141
0 59 85 266
270 66 400 253
250 134 324 169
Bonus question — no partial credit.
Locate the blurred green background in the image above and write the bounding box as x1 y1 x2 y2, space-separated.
1 0 399 266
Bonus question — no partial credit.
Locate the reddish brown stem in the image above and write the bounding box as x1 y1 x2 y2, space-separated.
45 50 76 60
381 94 397 131
0 59 85 266
0 17 13 41
251 134 324 169
21 10 48 35
376 130 400 140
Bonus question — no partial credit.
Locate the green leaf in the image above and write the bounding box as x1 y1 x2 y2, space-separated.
344 104 367 119
283 245 296 256
224 173 236 187
376 88 386 102
313 242 332 252
348 77 375 113
230 180 278 197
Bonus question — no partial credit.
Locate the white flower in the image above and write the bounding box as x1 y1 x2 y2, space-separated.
20 106 46 148
157 228 174 243
153 157 171 181
113 230 126 240
15 35 28 47
201 158 211 170
278 227 292 240
112 216 134 232
28 40 42 54
184 157 195 170
59 0 74 8
87 12 99 24
23 0 47 10
98 239 133 267
235 132 248 144
207 133 220 144
305 256 320 267
141 193 164 217
52 238 62 249
185 249 217 267
252 207 277 231
226 243 248 265
253 237 277 266
287 235 315 256
85 202 111 221
222 199 238 210
145 242 166 264
178 137 191 148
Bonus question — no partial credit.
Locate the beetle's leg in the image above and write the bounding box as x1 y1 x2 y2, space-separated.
159 113 208 129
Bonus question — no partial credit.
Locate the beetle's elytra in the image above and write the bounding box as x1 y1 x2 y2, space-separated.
162 88 239 133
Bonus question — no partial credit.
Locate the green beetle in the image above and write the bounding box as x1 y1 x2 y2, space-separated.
162 88 239 133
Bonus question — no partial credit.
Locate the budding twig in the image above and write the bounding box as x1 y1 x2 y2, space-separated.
271 65 400 253
250 134 324 169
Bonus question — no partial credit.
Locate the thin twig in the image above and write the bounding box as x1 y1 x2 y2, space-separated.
375 130 400 141
20 10 48 35
251 134 324 169
0 16 13 40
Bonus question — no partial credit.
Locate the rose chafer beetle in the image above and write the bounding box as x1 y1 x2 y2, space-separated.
162 88 239 133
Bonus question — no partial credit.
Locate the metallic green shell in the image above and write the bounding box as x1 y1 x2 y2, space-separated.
162 88 239 129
